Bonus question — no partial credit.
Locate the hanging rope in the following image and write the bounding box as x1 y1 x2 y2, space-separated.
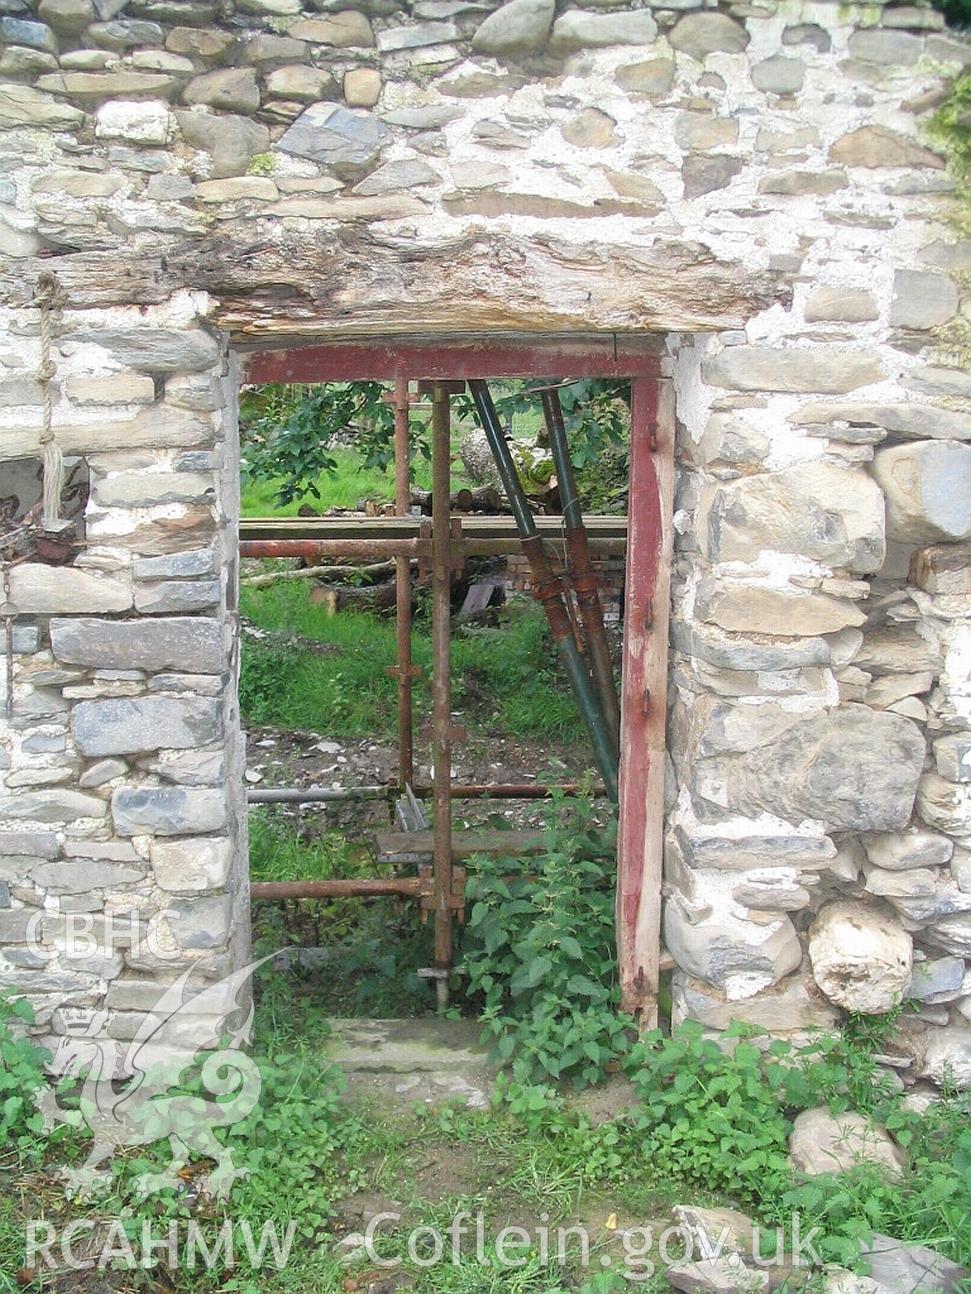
34 270 66 532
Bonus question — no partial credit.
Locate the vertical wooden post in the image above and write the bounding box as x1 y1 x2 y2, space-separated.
617 376 673 1027
430 383 453 1012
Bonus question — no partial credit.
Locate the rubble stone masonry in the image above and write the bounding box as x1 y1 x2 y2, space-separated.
0 0 969 1088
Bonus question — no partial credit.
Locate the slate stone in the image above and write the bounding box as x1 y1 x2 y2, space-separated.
789 1107 906 1176
751 55 804 95
75 329 220 374
134 580 221 614
381 104 462 128
93 471 213 508
134 548 216 579
352 157 438 194
0 624 40 654
375 20 457 49
695 706 925 832
562 107 617 148
889 269 958 329
343 68 382 107
112 785 227 835
30 858 145 892
4 565 132 615
0 910 36 942
0 831 58 858
277 102 390 175
72 696 223 757
78 757 128 788
682 154 742 198
860 1235 970 1292
166 25 235 58
0 16 57 50
782 22 830 52
789 401 970 442
830 125 945 169
37 0 93 31
151 835 231 891
699 459 886 574
668 11 748 58
183 67 260 113
176 111 270 179
168 894 232 948
142 747 225 784
0 84 84 126
847 28 922 65
550 9 656 52
0 45 57 75
805 287 879 323
290 11 375 45
471 0 553 56
0 790 107 824
863 828 953 871
703 345 884 394
908 956 966 1003
675 112 737 151
615 56 674 95
265 65 338 102
935 733 971 784
664 893 800 994
50 617 223 674
89 19 165 48
873 441 971 543
242 33 306 62
37 70 181 98
759 170 847 196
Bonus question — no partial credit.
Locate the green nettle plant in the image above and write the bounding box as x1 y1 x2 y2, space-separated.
0 995 54 1167
624 1021 971 1270
461 793 634 1088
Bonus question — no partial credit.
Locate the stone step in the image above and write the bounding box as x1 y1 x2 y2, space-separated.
326 1016 494 1074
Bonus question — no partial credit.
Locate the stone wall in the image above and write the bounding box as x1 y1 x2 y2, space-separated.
0 0 969 1083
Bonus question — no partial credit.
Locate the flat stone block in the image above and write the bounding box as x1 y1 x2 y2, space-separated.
112 785 227 835
72 695 223 756
4 565 132 615
50 617 223 674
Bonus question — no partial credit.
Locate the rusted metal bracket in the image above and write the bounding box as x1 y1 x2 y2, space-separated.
387 663 423 681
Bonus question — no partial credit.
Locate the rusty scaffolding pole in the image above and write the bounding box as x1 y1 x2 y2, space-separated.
428 381 458 1012
392 378 415 790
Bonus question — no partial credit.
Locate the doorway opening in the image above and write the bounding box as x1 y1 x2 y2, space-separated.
234 336 671 1030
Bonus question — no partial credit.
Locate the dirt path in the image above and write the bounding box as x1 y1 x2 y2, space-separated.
246 725 598 832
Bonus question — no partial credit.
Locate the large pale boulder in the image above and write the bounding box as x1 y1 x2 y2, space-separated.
808 901 912 1014
693 706 925 832
672 970 838 1031
664 893 802 998
694 581 865 636
698 463 886 573
921 1027 971 1090
872 441 971 543
917 773 971 840
862 827 953 871
789 1109 906 1177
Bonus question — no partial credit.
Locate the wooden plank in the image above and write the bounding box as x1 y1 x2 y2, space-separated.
375 828 547 863
616 375 673 1028
245 337 663 384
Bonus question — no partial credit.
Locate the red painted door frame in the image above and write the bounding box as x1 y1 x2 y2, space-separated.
243 337 670 1024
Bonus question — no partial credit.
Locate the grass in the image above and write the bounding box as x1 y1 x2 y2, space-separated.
241 446 435 517
239 583 582 742
4 967 971 1294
